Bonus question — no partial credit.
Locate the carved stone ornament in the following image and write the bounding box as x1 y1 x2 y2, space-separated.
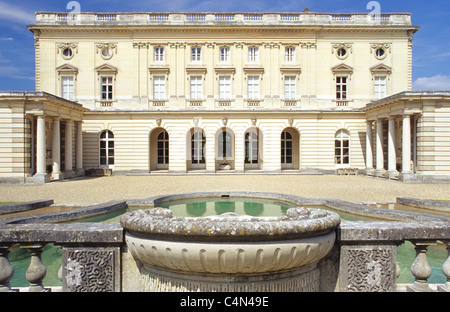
341 245 397 292
331 43 353 60
57 43 79 59
62 247 119 292
96 43 118 60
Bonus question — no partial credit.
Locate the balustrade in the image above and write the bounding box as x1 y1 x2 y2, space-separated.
0 222 448 292
37 12 412 27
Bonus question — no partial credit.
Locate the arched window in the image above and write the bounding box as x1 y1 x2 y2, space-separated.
218 130 233 159
157 131 169 165
100 130 114 167
245 130 259 164
335 130 350 166
281 130 293 165
191 130 205 164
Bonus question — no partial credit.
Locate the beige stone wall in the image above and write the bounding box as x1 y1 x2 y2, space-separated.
35 15 413 111
0 103 27 179
82 112 366 172
418 101 450 176
26 12 420 176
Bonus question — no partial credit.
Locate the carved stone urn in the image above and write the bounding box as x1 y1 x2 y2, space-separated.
120 207 340 292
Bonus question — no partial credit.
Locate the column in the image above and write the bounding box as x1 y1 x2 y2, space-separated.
205 130 215 173
52 118 62 180
388 116 398 178
401 115 414 181
30 116 36 176
36 116 47 177
76 122 84 174
365 121 374 174
65 121 73 176
375 119 385 176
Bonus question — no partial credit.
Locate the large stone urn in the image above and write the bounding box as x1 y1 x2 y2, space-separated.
120 207 340 292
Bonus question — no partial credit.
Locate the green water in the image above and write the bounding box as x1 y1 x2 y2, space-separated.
8 198 448 288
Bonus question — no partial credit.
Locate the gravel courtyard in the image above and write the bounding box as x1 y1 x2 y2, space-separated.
0 175 449 205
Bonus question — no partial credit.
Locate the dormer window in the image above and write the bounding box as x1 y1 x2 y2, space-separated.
220 47 230 62
248 47 259 63
285 47 295 63
191 47 201 62
154 47 164 62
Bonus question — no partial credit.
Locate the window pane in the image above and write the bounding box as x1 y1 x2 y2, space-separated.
286 141 293 149
343 140 349 148
248 76 259 99
219 76 231 100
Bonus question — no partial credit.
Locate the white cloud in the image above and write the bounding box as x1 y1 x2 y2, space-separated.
0 1 35 25
413 75 450 91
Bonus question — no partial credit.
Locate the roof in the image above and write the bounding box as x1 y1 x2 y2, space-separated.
361 91 450 112
0 91 90 112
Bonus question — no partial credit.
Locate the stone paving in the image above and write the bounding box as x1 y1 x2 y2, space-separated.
0 175 449 205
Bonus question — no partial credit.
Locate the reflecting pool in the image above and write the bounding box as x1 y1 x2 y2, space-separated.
7 197 448 288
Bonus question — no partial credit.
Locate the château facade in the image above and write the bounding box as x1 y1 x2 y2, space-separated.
1 11 449 183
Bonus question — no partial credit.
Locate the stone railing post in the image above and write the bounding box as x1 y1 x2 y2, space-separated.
438 240 450 292
24 244 48 292
0 245 14 292
407 240 436 292
337 222 404 292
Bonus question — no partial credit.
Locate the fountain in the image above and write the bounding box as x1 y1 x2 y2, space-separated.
120 206 340 292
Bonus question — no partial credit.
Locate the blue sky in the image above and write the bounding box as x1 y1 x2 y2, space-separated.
0 0 449 91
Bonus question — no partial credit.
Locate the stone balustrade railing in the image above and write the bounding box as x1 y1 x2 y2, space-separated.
0 221 449 292
0 223 123 292
35 12 413 27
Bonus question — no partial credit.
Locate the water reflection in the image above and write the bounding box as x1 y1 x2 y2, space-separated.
159 198 293 217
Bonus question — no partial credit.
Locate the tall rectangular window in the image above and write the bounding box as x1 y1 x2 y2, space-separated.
219 76 231 100
190 76 203 100
284 76 296 100
285 47 295 63
247 76 260 100
154 47 164 62
191 47 201 62
62 76 74 101
153 76 166 100
336 76 348 100
101 77 113 101
374 76 387 100
220 47 230 62
248 47 259 62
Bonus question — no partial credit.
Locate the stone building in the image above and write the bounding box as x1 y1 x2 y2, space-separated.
0 11 449 183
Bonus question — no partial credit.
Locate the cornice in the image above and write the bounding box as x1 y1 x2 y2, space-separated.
28 24 419 35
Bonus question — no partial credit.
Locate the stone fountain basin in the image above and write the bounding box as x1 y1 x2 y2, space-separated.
120 207 340 275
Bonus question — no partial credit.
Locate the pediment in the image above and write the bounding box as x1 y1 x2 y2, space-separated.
280 66 302 75
149 66 171 75
95 63 118 74
370 63 392 75
331 63 354 74
185 66 206 75
56 63 79 74
243 66 265 77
